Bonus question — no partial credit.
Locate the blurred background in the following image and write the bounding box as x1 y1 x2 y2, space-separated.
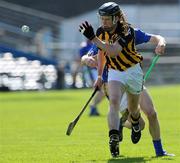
0 0 180 91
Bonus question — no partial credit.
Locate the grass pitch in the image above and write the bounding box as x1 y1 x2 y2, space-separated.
0 85 180 163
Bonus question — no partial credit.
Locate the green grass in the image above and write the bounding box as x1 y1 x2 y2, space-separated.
0 85 180 163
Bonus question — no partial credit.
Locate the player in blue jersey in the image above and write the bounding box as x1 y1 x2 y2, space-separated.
81 28 174 157
73 40 105 116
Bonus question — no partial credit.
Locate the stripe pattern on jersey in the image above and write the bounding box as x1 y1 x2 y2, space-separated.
96 25 143 71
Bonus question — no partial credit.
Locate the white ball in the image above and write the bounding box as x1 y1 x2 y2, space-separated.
21 25 30 33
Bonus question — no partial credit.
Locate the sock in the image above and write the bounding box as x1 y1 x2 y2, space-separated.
153 139 164 155
90 105 96 110
109 129 119 137
130 114 140 125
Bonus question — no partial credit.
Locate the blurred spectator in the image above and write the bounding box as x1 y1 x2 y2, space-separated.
33 27 52 58
72 40 104 115
56 62 65 89
37 72 47 90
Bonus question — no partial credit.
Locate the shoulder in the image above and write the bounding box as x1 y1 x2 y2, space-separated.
134 28 152 37
134 28 152 45
96 27 104 37
134 28 145 35
128 26 135 35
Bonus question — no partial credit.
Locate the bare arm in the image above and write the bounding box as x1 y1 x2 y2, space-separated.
92 37 122 57
97 50 106 77
149 35 166 55
93 50 106 88
79 21 122 57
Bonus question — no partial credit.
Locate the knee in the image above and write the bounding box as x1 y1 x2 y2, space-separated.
147 110 158 121
110 97 119 109
140 119 145 130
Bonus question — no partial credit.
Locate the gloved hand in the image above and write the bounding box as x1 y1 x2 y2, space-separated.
79 21 95 40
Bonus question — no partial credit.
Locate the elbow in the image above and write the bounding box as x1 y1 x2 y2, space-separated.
106 46 121 57
81 56 86 65
158 35 166 46
151 35 166 45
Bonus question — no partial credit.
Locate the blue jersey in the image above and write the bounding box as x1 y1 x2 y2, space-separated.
79 42 94 58
86 44 98 56
134 28 151 45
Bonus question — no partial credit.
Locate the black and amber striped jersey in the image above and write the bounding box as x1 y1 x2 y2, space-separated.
96 22 143 71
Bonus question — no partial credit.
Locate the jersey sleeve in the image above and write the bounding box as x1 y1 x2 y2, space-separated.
87 44 98 56
79 47 86 58
134 28 152 45
96 27 103 37
95 27 104 51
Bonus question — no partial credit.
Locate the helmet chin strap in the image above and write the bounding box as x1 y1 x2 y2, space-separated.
112 16 116 25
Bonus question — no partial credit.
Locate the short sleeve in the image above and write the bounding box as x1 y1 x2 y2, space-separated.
134 28 152 45
87 44 98 56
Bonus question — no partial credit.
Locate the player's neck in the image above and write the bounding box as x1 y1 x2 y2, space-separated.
109 24 117 34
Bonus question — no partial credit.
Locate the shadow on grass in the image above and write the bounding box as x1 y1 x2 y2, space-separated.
87 155 175 163
88 156 149 163
151 155 175 161
107 155 175 163
107 156 149 163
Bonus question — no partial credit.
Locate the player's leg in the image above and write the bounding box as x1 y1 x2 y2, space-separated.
140 88 174 156
71 62 81 88
116 92 145 143
89 90 104 116
127 92 142 144
82 66 90 87
140 89 160 139
124 115 145 130
102 83 128 142
118 93 129 141
108 81 124 129
126 63 144 144
108 80 125 157
119 93 145 131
